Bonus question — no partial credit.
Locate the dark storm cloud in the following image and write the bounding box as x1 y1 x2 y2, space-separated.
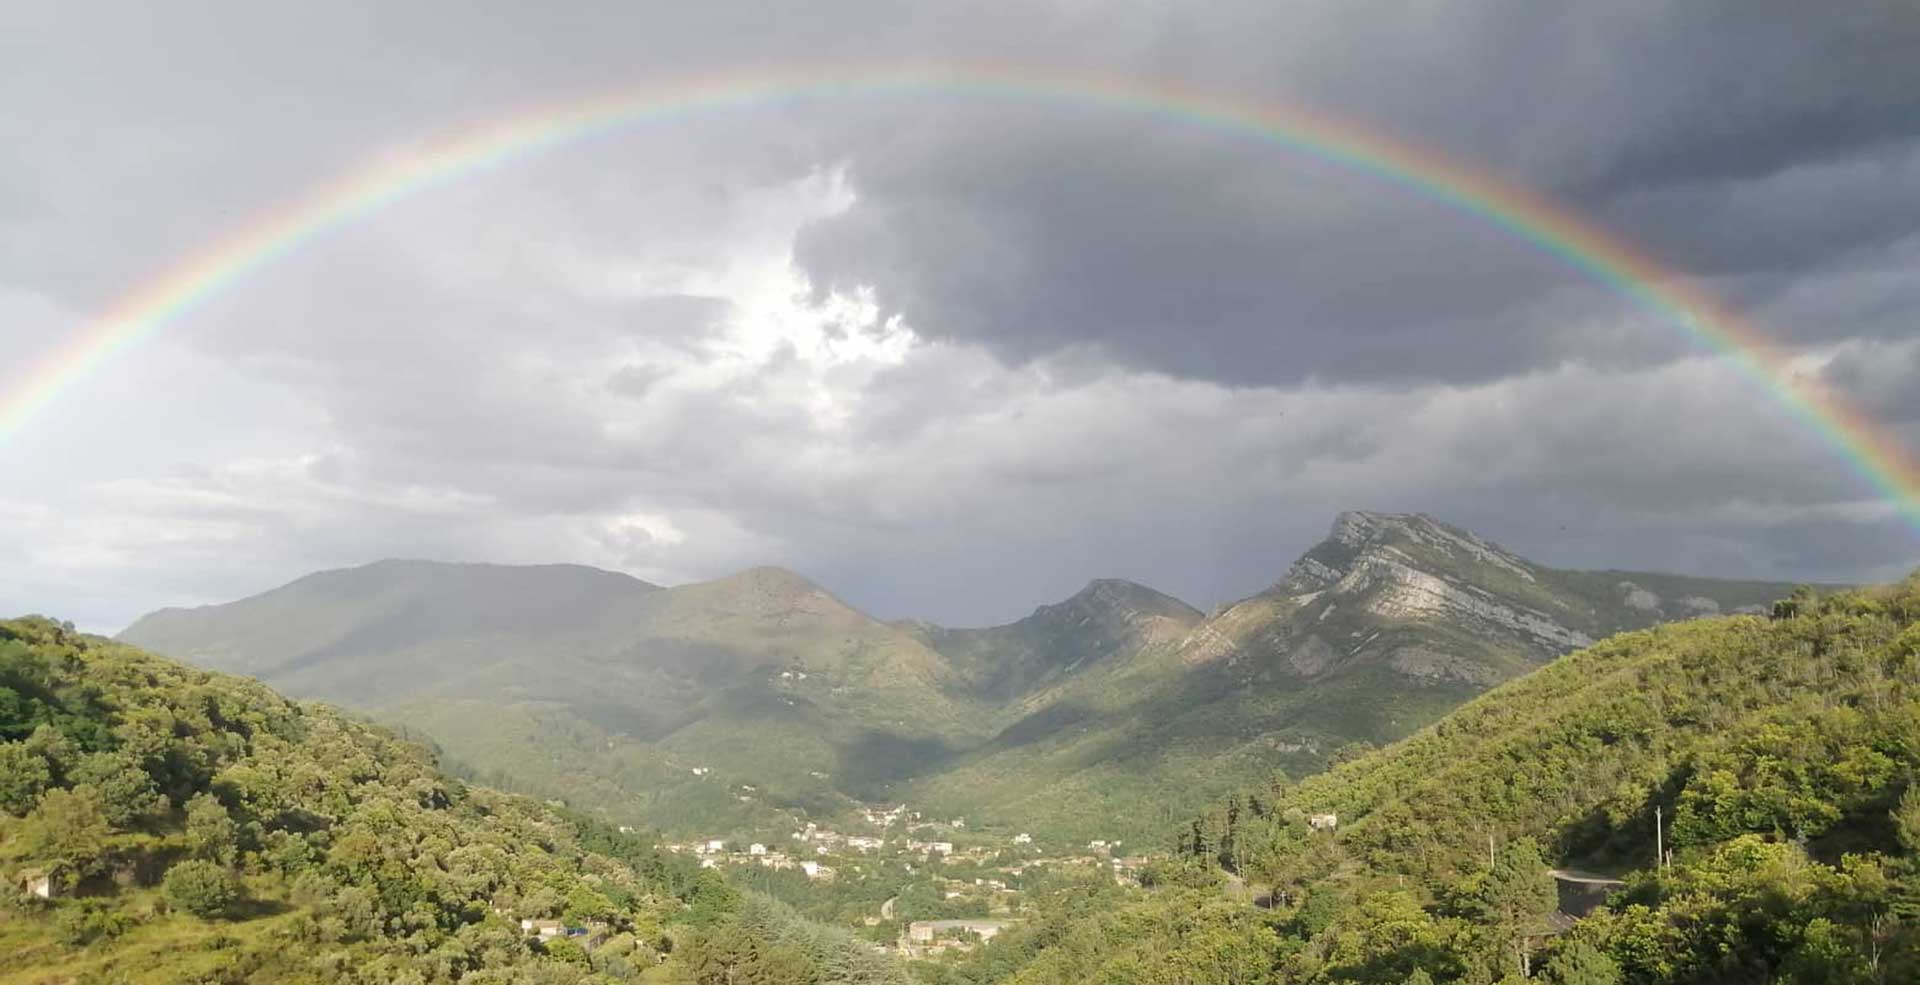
788 0 1920 385
1565 2 1920 196
3 0 1917 631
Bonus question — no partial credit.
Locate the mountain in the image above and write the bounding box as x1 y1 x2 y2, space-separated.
908 578 1203 701
942 573 1920 985
892 512 1815 838
0 616 906 984
119 514 1813 843
120 559 663 704
124 560 990 832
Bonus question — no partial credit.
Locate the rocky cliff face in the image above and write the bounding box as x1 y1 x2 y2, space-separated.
1172 511 1808 691
1179 513 1596 684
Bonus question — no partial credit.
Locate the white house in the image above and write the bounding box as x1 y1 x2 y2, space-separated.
1012 833 1033 845
1308 812 1338 831
929 842 953 855
22 871 55 899
704 839 727 853
521 919 566 940
749 843 767 856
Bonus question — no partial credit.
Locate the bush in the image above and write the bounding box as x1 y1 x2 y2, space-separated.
164 860 237 918
52 901 136 945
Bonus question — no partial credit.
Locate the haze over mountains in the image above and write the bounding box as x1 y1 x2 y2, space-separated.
120 512 1816 841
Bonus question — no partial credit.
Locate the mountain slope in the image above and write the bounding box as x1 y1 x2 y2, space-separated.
909 578 1203 702
937 574 1920 985
122 560 993 832
898 512 1813 839
120 559 663 704
0 616 907 985
119 515 1814 843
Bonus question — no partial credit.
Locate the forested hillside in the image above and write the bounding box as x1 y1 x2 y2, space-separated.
0 616 906 984
122 562 993 835
899 513 1811 840
923 573 1920 984
119 515 1806 845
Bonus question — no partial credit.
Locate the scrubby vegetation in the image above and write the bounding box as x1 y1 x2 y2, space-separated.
922 574 1920 983
0 616 906 984
13 567 1920 984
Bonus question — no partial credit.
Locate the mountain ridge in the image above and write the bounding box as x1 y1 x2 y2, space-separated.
116 512 1819 841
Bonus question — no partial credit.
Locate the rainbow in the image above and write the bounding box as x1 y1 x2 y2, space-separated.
4 63 1917 532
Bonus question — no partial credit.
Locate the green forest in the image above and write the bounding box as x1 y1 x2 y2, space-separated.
915 574 1920 984
0 616 902 984
9 572 1920 983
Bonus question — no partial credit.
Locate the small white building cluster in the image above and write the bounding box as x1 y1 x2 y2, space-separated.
859 804 909 827
900 919 1011 958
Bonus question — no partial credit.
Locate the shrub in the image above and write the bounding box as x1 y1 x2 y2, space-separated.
52 901 136 945
164 860 237 918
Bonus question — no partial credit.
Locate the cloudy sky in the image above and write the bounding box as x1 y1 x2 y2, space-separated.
4 0 1919 631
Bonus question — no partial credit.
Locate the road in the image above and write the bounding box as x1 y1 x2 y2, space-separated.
1549 868 1625 886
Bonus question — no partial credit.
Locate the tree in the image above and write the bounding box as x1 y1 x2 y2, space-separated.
22 784 112 874
1893 786 1920 854
0 742 50 815
542 936 589 967
71 749 164 827
1187 818 1210 861
683 922 815 985
1540 937 1621 985
22 724 78 780
185 792 239 864
1219 795 1242 871
1331 740 1378 767
164 859 237 918
1481 838 1557 977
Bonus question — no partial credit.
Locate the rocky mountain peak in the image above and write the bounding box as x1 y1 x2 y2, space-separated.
1275 511 1539 597
1055 578 1203 624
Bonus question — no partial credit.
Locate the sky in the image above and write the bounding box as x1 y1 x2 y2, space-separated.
3 0 1919 631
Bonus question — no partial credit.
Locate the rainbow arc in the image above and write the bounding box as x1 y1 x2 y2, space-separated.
3 64 1915 532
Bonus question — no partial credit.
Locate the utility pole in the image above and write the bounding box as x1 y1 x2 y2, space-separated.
1655 805 1664 875
1489 832 1496 869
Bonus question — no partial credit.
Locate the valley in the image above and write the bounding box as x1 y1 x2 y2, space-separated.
7 544 1920 984
119 512 1815 846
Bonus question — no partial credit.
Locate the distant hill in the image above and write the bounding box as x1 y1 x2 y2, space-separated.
120 560 662 703
125 561 988 833
907 578 1203 701
120 513 1816 843
893 512 1815 838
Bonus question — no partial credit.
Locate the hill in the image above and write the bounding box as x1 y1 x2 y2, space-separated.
120 514 1812 843
124 562 990 833
0 616 907 984
892 512 1811 839
920 573 1920 985
909 578 1203 702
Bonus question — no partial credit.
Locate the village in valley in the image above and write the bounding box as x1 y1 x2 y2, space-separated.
653 792 1157 958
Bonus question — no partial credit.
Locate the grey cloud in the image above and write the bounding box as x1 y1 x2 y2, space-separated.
2 0 1916 632
1822 338 1920 425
